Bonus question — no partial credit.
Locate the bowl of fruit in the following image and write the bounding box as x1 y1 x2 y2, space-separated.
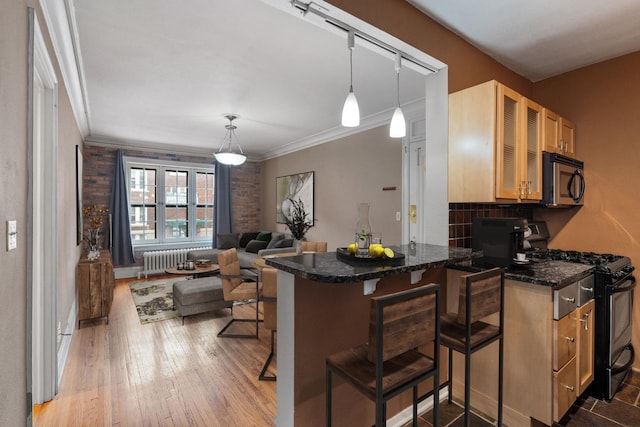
336 243 405 266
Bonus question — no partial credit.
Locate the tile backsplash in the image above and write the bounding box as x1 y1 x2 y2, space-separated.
448 203 534 248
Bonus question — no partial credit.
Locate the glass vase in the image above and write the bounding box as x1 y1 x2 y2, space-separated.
354 203 372 258
88 228 100 252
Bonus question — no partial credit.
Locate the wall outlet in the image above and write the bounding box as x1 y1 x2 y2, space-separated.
7 220 17 251
395 211 401 221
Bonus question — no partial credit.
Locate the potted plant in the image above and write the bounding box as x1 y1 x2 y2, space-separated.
284 198 313 252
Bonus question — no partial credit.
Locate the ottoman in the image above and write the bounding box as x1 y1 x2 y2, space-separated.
172 276 232 323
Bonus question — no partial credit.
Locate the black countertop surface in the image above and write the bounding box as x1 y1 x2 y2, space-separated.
451 258 594 288
264 243 474 283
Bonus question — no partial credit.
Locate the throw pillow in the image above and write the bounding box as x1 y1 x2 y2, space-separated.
266 233 284 249
245 239 269 254
275 238 294 248
239 232 260 248
256 231 272 242
216 233 239 249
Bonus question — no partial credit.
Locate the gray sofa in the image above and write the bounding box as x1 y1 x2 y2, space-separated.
187 231 295 269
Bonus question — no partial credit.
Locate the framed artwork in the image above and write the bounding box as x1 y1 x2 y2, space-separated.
76 145 83 245
276 171 314 224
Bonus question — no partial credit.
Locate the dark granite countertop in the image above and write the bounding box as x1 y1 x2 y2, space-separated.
264 243 475 283
450 259 594 289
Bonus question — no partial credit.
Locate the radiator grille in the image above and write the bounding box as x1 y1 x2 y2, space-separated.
142 247 211 278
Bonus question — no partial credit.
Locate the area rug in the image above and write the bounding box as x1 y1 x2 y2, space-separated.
129 279 179 324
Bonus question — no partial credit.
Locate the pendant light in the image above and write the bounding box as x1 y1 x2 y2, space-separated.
390 53 406 138
214 114 247 166
341 31 360 127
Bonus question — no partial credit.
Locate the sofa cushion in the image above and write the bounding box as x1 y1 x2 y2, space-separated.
245 239 269 253
239 232 260 248
274 238 294 248
256 231 272 242
217 233 239 249
266 232 284 249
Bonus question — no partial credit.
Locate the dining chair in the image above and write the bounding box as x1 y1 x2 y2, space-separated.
300 241 328 253
217 248 262 339
258 267 277 381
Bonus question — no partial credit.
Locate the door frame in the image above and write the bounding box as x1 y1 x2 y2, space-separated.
28 8 59 407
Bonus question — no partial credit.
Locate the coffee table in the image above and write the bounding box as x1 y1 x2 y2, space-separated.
165 263 219 278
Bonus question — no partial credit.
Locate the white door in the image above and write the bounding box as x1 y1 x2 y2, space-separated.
407 138 426 244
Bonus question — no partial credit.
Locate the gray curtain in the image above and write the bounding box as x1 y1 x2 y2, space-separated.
213 161 232 248
109 149 136 265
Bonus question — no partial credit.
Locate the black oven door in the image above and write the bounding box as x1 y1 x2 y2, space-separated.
609 276 636 364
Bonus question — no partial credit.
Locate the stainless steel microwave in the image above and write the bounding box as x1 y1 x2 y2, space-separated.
542 153 585 207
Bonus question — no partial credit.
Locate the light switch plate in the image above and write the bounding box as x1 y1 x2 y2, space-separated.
7 220 17 251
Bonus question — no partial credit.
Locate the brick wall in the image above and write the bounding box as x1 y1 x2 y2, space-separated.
448 203 534 248
82 145 261 261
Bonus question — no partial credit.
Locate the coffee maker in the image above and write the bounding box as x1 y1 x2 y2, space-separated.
472 217 527 267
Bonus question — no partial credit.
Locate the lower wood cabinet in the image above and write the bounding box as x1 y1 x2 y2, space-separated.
77 250 114 327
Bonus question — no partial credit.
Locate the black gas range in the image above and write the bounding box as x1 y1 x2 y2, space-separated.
527 246 636 401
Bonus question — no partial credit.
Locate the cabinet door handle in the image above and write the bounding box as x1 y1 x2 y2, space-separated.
579 313 590 331
564 336 575 343
561 296 575 303
563 384 575 392
527 180 532 195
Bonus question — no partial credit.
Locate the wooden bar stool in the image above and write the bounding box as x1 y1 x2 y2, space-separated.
326 283 441 427
441 268 504 427
300 241 328 253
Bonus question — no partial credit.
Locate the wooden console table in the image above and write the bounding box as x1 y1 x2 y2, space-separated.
77 250 114 327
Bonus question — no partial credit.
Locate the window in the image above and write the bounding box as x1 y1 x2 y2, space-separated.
125 157 214 247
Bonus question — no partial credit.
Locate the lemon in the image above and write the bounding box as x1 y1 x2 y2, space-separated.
369 244 384 258
347 243 358 254
383 247 395 258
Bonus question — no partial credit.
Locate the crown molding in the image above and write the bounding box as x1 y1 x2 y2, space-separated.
39 0 90 136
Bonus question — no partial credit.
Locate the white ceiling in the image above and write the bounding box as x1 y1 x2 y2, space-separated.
409 0 640 82
70 0 430 159
64 0 640 160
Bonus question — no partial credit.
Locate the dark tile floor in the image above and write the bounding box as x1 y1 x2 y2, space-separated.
405 370 640 427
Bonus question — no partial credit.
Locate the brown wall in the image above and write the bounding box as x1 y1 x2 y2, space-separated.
532 51 640 369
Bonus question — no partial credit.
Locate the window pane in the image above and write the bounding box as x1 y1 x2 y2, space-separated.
130 206 156 241
165 170 188 206
196 171 215 238
196 206 214 237
129 167 157 241
165 206 188 238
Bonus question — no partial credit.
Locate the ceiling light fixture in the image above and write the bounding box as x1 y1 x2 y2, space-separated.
341 31 360 127
214 114 247 166
390 53 406 138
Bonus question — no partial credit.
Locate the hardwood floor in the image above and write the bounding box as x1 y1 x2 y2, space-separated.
34 276 277 426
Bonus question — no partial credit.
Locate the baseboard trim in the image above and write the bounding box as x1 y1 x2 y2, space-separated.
114 266 142 279
57 299 76 386
386 388 447 427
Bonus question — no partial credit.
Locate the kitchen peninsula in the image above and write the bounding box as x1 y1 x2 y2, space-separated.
265 243 474 426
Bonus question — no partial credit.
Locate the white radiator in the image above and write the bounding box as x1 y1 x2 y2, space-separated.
141 247 211 278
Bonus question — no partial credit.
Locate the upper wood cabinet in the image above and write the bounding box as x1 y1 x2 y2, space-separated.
449 80 542 203
542 108 576 158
